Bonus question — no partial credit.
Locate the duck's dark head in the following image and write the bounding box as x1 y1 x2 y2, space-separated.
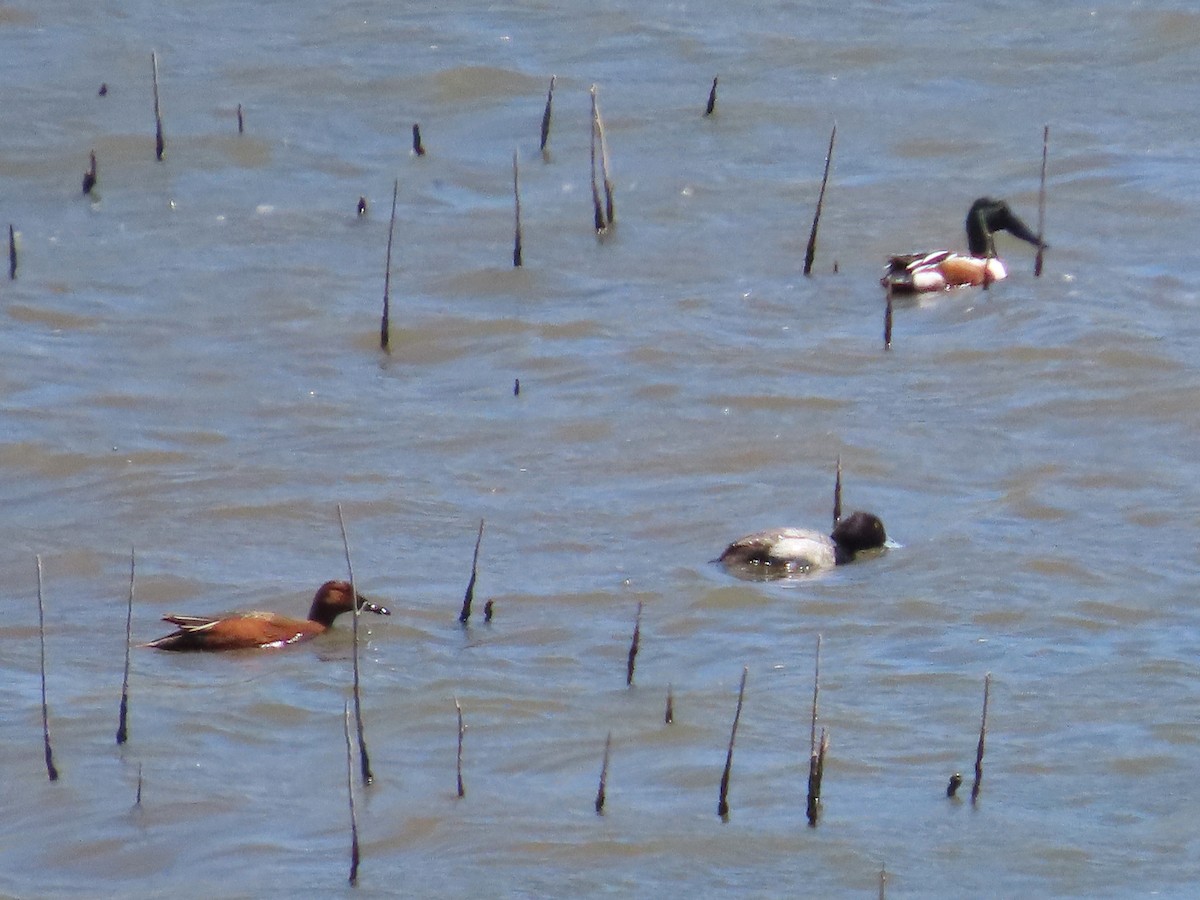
965 197 1044 257
308 580 391 627
830 511 887 563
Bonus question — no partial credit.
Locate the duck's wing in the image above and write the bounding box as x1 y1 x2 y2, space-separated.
161 614 220 630
719 527 834 570
148 611 312 651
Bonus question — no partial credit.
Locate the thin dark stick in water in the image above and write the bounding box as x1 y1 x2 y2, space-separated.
82 150 97 195
380 179 398 352
1035 125 1049 277
513 378 520 397
36 555 59 782
665 684 674 724
879 862 888 900
589 88 605 233
971 673 991 804
704 76 718 116
806 634 823 825
539 75 555 153
357 196 368 217
99 83 108 97
116 546 135 745
833 457 842 527
483 599 494 621
884 286 894 350
808 727 829 826
594 88 615 226
717 665 748 819
8 224 16 279
803 123 837 276
625 601 642 687
237 103 244 134
412 123 425 156
344 701 360 885
512 150 523 268
455 696 466 798
595 731 612 814
338 504 373 786
459 518 485 624
151 51 165 161
135 762 143 806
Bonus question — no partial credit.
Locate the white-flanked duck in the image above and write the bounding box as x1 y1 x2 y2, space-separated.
718 510 887 580
882 197 1044 294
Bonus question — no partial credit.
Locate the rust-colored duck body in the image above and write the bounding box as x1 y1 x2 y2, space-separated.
146 580 389 651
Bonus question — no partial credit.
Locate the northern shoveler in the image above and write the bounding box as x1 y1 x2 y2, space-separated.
145 580 390 651
882 197 1044 293
718 510 887 579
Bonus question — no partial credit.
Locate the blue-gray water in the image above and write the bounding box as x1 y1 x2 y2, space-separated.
3 1 1200 896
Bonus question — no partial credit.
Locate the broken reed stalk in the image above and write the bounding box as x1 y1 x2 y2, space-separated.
344 701 360 886
589 89 605 233
135 762 143 806
595 731 612 814
704 76 718 116
665 683 674 724
539 75 555 153
412 123 426 157
337 504 373 786
513 378 520 397
82 150 97 195
971 672 991 804
879 863 888 900
717 665 748 819
1035 125 1049 277
237 103 244 134
884 285 894 350
807 728 829 827
36 555 59 781
9 224 17 279
357 196 368 217
116 546 135 745
458 518 485 624
455 697 466 798
833 457 843 527
625 601 642 687
805 634 823 825
803 123 837 276
483 599 494 621
512 150 523 268
593 88 615 227
151 51 164 161
380 178 398 351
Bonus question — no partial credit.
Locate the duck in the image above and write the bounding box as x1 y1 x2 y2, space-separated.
882 197 1044 293
145 580 390 651
718 510 887 579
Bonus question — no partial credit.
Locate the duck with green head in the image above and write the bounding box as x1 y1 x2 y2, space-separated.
882 197 1045 293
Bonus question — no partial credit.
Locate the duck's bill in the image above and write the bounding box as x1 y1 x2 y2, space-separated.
356 594 391 616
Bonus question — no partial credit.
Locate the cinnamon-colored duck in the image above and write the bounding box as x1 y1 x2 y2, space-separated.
146 580 390 651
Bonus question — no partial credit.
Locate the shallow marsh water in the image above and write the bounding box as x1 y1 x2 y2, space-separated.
3 1 1200 896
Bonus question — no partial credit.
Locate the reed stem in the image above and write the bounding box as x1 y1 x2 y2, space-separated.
717 665 748 819
458 519 485 624
381 179 398 351
36 555 59 781
803 123 836 276
338 504 373 786
116 546 134 744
